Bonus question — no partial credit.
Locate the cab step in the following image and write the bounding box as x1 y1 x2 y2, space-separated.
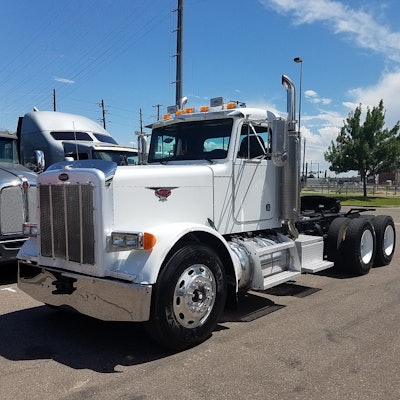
295 234 334 274
301 259 334 273
263 270 300 290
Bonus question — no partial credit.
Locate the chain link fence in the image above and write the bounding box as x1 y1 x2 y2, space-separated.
302 178 400 197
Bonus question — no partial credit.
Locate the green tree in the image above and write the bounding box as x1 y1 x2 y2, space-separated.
324 100 400 196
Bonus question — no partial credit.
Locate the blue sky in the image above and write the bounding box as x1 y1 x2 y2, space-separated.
1 0 400 176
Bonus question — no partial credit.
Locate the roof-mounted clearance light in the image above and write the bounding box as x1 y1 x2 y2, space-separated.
175 109 185 116
226 102 237 109
163 113 172 120
200 106 209 112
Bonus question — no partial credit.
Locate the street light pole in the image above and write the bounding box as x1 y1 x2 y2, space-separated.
294 57 304 179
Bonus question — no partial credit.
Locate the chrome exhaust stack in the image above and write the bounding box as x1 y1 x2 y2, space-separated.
282 75 296 131
281 75 301 236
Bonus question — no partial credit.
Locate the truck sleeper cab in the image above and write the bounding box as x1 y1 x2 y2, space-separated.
18 110 139 171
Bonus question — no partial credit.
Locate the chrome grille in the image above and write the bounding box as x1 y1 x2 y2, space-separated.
1 184 37 235
40 184 95 264
0 186 24 234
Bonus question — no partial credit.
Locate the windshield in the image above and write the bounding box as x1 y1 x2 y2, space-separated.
51 131 93 141
148 118 233 163
92 150 139 165
0 138 19 163
93 133 118 144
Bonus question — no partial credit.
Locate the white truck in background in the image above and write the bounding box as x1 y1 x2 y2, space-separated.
0 130 36 264
17 110 139 171
17 75 396 350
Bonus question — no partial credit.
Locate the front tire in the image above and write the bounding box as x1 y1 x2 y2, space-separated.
147 243 227 351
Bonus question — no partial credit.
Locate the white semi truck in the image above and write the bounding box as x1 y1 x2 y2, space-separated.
17 110 139 171
17 76 396 350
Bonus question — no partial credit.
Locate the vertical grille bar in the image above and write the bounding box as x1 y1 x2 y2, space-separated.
40 183 95 265
79 185 83 264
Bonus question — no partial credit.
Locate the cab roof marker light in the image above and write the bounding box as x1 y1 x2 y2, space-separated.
226 102 237 109
200 106 209 112
185 107 195 114
175 110 185 116
163 113 172 120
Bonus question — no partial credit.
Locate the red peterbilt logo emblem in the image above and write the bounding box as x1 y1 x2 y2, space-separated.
148 187 178 202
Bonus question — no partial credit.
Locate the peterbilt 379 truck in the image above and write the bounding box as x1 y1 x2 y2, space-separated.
17 75 396 350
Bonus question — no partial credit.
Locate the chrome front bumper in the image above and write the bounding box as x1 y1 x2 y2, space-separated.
18 262 152 322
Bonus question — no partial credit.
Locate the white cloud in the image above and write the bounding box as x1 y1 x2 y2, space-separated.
305 89 331 105
347 68 400 127
300 68 400 174
303 109 344 129
259 0 400 61
257 0 400 177
298 125 339 176
54 77 75 84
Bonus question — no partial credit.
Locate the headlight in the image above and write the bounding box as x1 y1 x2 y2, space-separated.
111 231 156 250
23 223 38 237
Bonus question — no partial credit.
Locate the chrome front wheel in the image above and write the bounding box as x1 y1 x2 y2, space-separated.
147 243 226 351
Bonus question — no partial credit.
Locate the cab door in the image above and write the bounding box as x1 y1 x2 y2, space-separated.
233 123 277 225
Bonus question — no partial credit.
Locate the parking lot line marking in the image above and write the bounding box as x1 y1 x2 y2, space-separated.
0 287 16 293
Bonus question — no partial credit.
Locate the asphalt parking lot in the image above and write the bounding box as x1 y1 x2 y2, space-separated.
1 207 400 400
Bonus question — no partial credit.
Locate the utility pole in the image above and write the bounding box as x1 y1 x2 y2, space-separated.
134 108 144 143
99 99 108 130
135 108 150 164
53 88 56 111
139 108 143 134
174 0 183 108
152 104 162 120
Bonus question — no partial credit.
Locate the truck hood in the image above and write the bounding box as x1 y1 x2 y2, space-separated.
0 163 37 187
112 164 214 229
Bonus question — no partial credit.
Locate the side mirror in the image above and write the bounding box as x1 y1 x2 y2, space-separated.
34 150 45 173
271 119 288 167
138 135 148 164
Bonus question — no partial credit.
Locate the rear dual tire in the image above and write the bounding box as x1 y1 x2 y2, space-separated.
343 218 375 275
372 215 396 266
325 217 350 269
327 215 396 275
